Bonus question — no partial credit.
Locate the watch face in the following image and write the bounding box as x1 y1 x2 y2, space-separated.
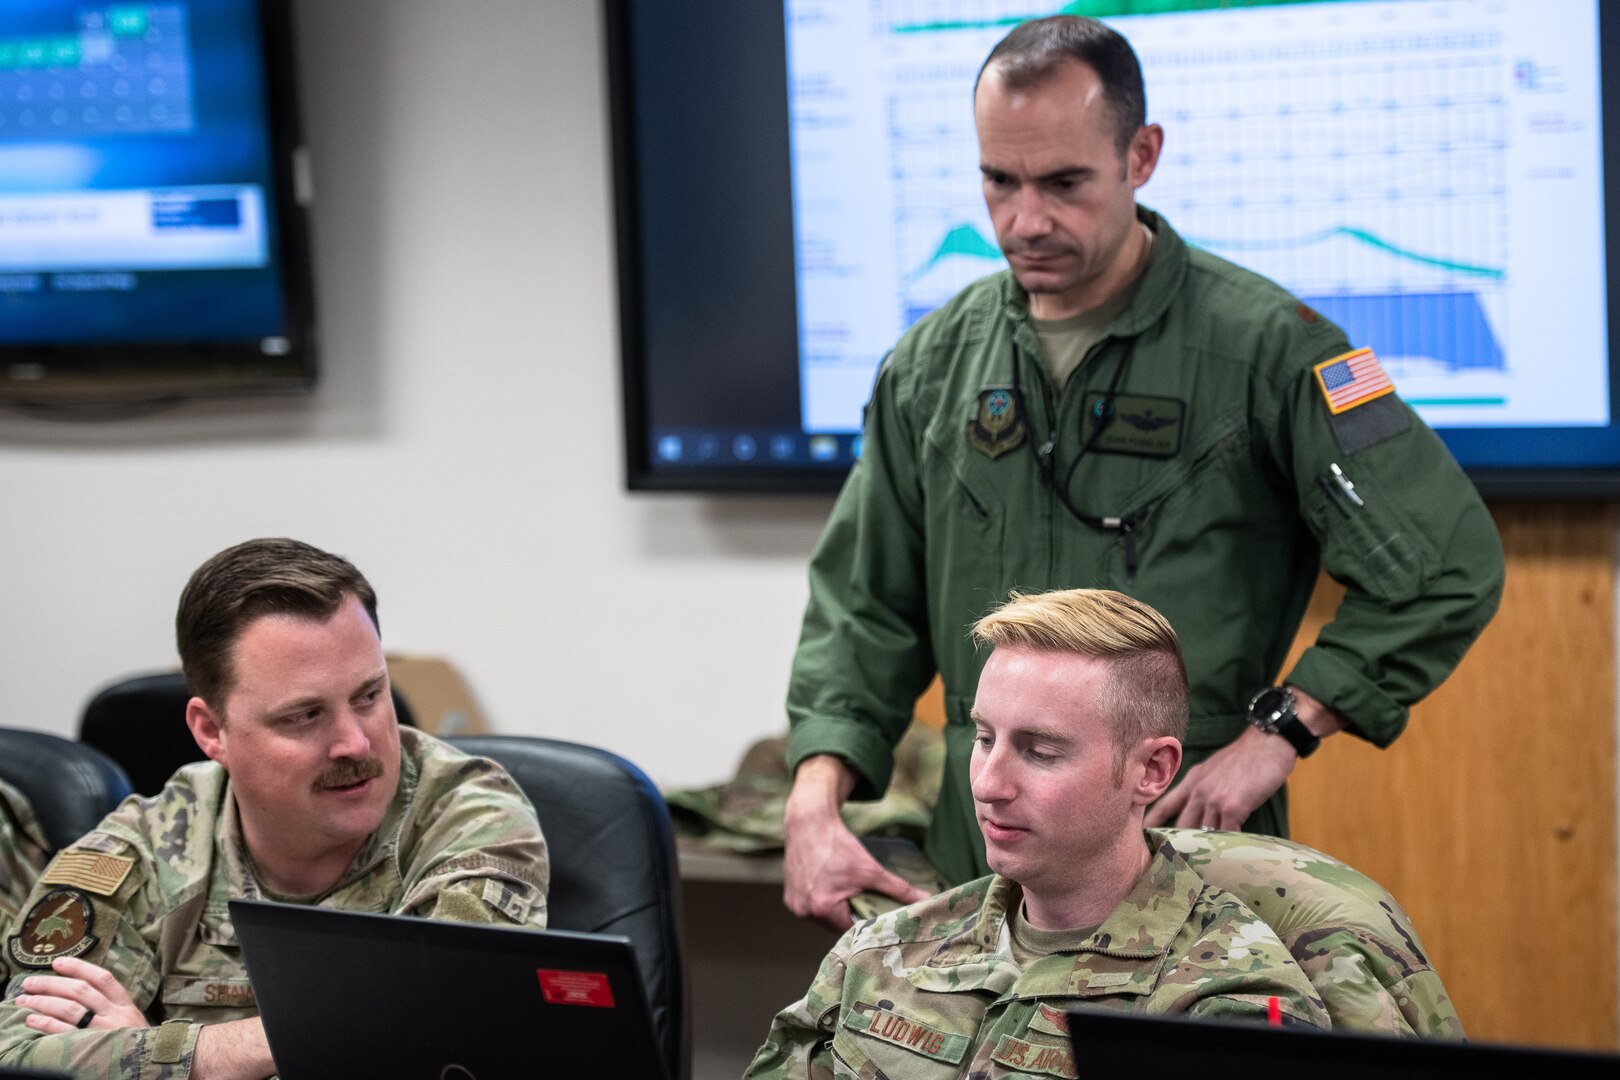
1250 687 1288 724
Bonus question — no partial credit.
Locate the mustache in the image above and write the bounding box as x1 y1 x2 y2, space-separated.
314 757 384 790
1004 240 1071 257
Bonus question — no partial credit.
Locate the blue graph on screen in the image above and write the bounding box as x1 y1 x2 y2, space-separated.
891 8 1513 378
788 0 1607 432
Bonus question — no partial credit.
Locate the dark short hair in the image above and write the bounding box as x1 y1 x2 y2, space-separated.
176 538 379 709
976 15 1146 154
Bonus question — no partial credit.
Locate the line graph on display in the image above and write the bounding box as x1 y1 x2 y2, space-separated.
1145 29 1511 379
882 0 1513 383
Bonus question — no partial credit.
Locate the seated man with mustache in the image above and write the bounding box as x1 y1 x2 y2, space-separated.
748 589 1326 1079
0 538 549 1080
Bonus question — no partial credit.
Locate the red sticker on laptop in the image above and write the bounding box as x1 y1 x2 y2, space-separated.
537 969 616 1008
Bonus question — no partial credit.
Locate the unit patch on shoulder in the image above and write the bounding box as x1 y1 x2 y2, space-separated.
1313 348 1394 415
7 886 98 969
40 849 136 897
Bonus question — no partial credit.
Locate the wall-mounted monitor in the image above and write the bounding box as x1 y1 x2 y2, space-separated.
611 0 1620 497
0 0 314 405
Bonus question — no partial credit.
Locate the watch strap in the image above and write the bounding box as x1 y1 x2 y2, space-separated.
1273 714 1321 759
1248 686 1321 759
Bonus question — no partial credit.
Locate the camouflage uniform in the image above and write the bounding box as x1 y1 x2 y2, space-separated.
745 831 1328 1080
0 780 49 944
1163 828 1462 1038
0 727 549 1080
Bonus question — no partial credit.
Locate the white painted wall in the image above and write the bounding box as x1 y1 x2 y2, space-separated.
0 0 829 792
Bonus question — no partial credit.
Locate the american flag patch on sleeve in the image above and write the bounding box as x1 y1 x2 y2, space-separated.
1313 348 1395 415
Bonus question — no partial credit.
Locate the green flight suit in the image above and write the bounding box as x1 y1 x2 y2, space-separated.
787 208 1504 886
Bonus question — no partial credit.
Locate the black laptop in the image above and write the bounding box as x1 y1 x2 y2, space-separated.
1064 1009 1620 1079
231 899 669 1080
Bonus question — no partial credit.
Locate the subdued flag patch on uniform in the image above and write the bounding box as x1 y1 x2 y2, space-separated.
1313 348 1394 415
40 849 136 897
7 885 99 968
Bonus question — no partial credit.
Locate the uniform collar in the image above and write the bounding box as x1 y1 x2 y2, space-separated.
201 729 419 945
906 831 1201 1000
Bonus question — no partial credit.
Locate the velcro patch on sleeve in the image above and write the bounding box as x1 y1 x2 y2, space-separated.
1313 348 1395 415
7 886 98 968
40 850 136 897
480 876 535 924
150 1019 198 1064
1329 392 1411 455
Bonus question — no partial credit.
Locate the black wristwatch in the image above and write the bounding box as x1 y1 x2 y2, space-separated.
1247 686 1321 759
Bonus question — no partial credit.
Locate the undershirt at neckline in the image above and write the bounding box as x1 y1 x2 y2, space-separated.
1008 896 1103 966
1030 221 1155 395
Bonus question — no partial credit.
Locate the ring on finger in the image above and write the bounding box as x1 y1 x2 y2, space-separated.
76 1008 96 1030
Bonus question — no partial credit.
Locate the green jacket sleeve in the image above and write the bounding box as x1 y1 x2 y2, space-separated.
786 360 939 798
1266 357 1505 745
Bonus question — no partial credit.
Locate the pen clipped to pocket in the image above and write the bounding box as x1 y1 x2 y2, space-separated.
1317 461 1364 517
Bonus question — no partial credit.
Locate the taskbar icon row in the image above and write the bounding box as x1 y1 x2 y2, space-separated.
650 429 863 468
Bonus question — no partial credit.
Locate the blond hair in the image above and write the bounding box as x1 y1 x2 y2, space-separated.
972 589 1187 779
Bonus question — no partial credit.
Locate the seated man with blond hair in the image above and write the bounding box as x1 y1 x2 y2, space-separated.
748 588 1327 1079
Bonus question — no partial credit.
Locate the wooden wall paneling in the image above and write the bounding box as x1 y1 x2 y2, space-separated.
1288 503 1618 1050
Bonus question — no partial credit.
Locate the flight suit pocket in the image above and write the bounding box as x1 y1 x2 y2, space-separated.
830 1000 972 1080
1304 470 1434 602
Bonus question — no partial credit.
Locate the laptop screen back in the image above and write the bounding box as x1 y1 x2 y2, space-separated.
231 899 669 1080
1064 1009 1618 1079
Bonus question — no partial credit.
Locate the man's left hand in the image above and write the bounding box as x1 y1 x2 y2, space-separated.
15 955 148 1034
1144 726 1298 830
1145 686 1345 831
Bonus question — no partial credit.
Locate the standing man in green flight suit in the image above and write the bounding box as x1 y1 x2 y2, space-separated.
781 14 1504 930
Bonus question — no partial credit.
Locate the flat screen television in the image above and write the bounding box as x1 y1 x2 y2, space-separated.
0 0 314 405
610 0 1620 497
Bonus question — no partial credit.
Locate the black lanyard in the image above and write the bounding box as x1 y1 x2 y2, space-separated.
1012 336 1150 582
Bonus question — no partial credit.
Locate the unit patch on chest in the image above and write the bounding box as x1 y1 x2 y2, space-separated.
7 886 98 969
966 386 1028 460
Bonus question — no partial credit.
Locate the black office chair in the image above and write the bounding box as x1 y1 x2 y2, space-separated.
450 735 688 1080
0 726 133 850
79 670 417 796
